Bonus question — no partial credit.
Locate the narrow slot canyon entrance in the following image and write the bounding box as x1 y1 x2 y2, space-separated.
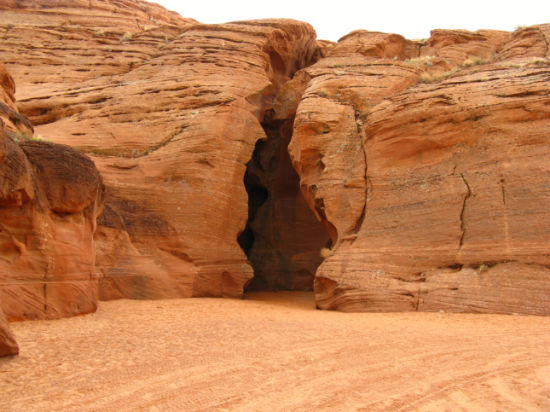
238 111 331 292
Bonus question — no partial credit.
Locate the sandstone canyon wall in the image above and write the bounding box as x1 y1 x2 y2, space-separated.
0 60 105 355
1 0 323 300
0 0 549 317
0 61 104 323
288 27 550 314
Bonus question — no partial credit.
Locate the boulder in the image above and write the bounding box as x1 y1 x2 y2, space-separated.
0 63 104 320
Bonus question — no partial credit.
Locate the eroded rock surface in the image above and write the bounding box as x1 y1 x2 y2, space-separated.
2 0 549 314
289 28 550 314
0 63 104 321
4 1 320 299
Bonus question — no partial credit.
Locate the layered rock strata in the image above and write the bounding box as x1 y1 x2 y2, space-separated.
3 1 320 299
288 27 550 314
1 0 549 315
0 62 104 324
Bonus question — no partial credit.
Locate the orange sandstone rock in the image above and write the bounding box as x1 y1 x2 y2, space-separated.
5 0 320 299
498 24 550 60
1 0 549 315
0 136 105 320
289 29 550 314
0 63 104 321
0 293 18 356
328 30 412 60
288 57 422 246
419 29 511 65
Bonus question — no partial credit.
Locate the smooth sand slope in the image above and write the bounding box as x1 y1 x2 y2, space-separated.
1 292 550 411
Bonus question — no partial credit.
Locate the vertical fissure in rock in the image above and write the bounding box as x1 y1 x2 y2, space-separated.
350 109 369 236
458 173 472 249
238 110 331 291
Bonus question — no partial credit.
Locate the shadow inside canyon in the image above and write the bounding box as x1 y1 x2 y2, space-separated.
238 111 331 292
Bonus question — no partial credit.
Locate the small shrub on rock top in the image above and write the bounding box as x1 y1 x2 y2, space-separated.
530 58 547 67
404 56 434 67
418 73 435 84
462 56 487 67
478 264 489 274
31 134 51 142
320 247 334 258
120 32 132 43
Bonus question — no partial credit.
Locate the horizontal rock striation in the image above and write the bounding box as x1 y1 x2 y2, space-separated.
1 0 549 315
0 63 104 325
3 1 320 299
289 27 550 314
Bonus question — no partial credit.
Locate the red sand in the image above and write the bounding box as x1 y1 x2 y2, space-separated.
1 292 549 411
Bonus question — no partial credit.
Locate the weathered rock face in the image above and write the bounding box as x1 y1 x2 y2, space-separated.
498 25 550 60
418 29 511 65
4 1 320 299
287 33 424 248
0 63 105 321
289 28 550 314
0 65 33 138
2 0 549 315
0 1 195 101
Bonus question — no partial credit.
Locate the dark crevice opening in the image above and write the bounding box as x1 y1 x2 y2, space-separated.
237 151 269 255
239 110 331 292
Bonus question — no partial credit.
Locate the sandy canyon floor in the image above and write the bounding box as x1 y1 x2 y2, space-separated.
1 292 550 411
